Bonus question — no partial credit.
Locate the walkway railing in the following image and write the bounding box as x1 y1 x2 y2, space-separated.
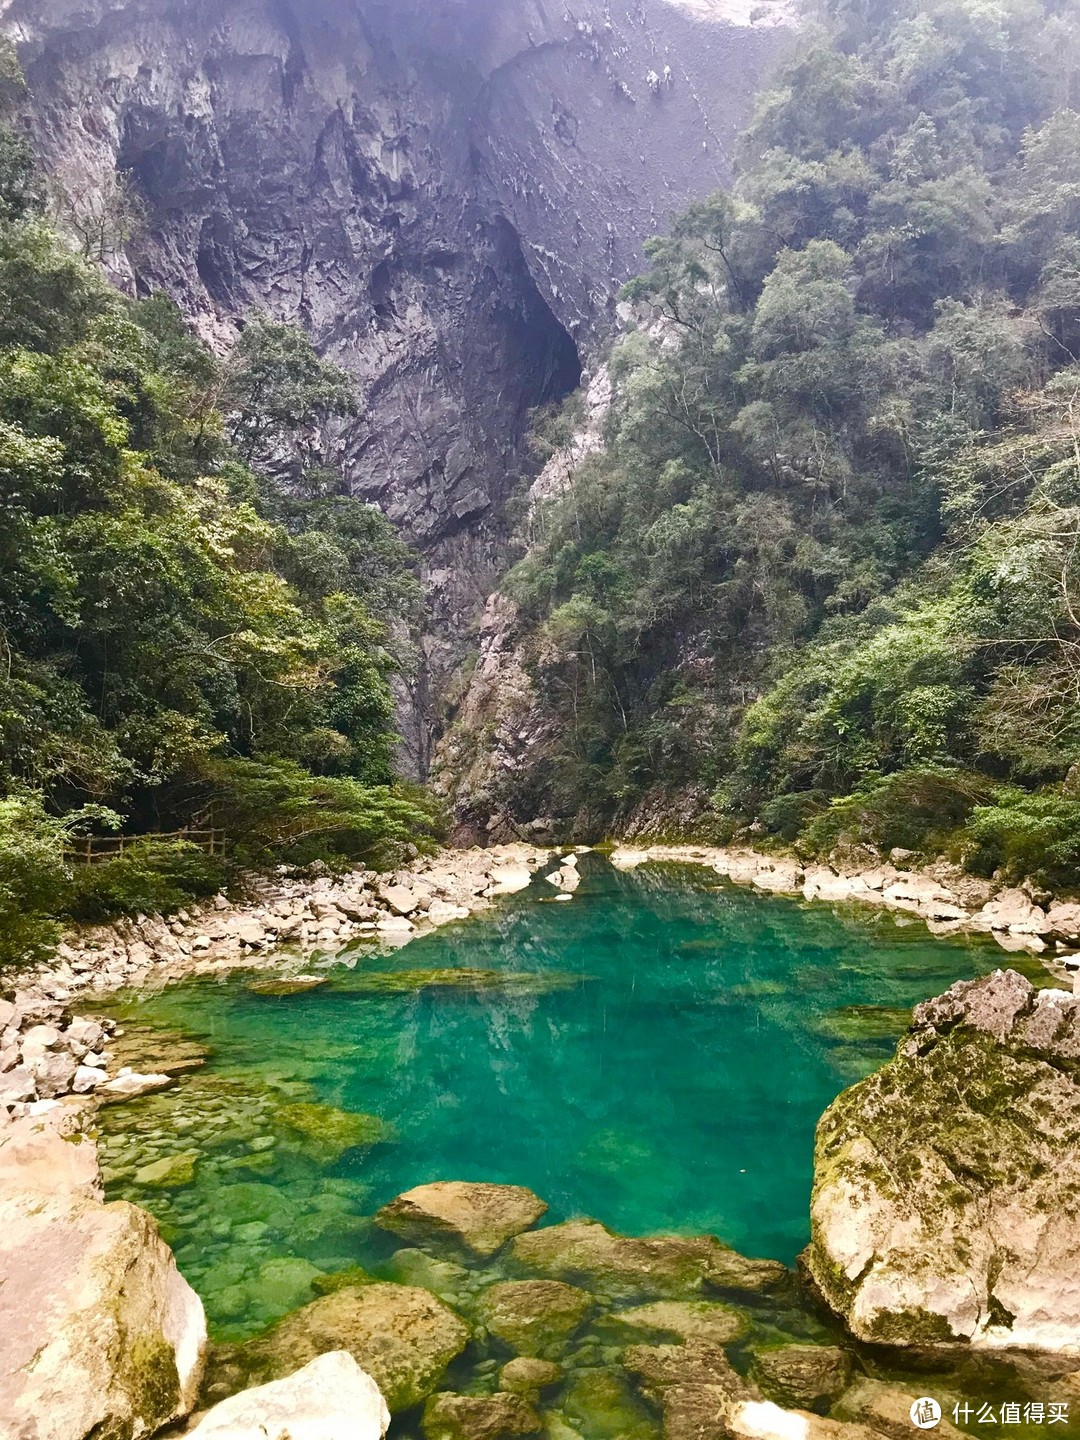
66 827 226 865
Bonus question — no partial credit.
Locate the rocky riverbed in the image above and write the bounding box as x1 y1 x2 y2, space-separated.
7 845 1080 1439
5 838 1080 1119
8 1104 1080 1440
0 845 565 1117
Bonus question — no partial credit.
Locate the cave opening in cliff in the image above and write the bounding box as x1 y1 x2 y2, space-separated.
488 215 582 418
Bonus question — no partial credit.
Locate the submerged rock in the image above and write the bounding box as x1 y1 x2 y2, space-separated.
188 1350 389 1439
625 1342 875 1440
499 1356 563 1397
807 969 1080 1350
609 1299 746 1345
310 1266 377 1296
832 1378 966 1440
511 1220 786 1298
247 975 329 996
561 1367 657 1440
422 1390 542 1440
749 1344 853 1412
237 1282 469 1412
384 1247 471 1302
479 1279 593 1354
348 968 583 995
376 1180 548 1257
273 1101 391 1161
134 1148 200 1188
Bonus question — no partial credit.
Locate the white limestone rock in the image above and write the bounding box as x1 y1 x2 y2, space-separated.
0 1114 206 1440
807 969 1080 1351
97 1068 174 1100
187 1350 389 1440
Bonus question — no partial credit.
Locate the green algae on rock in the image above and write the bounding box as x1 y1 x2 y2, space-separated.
376 1181 548 1257
228 1282 469 1412
561 1367 658 1440
511 1220 787 1299
310 1265 377 1295
807 969 1080 1350
273 1101 392 1160
606 1299 746 1345
134 1149 200 1188
247 975 329 996
479 1279 594 1355
500 1356 564 1397
347 968 586 995
385 1247 472 1303
422 1390 543 1440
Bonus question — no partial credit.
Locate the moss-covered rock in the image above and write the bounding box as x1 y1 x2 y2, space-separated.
247 975 329 996
606 1299 746 1345
422 1390 543 1440
273 1101 391 1161
499 1356 563 1397
134 1149 200 1188
234 1282 469 1412
310 1265 377 1295
479 1279 593 1354
749 1344 852 1412
511 1220 786 1300
561 1367 658 1440
376 1180 547 1257
807 970 1080 1350
0 1185 206 1439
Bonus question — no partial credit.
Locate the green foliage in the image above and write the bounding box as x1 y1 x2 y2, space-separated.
963 786 1080 887
0 791 120 966
195 755 441 868
488 0 1080 887
800 768 995 855
0 131 432 959
65 840 226 924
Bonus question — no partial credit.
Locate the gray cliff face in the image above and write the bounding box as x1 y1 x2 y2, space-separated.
0 0 790 770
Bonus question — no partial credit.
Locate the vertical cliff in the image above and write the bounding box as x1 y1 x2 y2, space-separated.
0 0 791 769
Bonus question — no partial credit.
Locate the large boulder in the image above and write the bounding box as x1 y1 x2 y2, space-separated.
0 1187 206 1439
807 969 1080 1349
511 1220 786 1299
187 1350 389 1440
236 1283 469 1412
375 1180 547 1256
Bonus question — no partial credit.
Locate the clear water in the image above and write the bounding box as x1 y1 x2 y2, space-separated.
97 856 1027 1346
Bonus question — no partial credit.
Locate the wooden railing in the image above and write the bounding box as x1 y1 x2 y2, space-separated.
66 827 227 865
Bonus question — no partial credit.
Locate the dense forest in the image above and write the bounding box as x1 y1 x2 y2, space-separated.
0 44 435 963
472 0 1080 887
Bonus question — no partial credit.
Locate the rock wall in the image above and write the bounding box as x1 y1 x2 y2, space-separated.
0 0 792 769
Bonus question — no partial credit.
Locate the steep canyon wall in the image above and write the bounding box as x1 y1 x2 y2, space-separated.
0 0 791 769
